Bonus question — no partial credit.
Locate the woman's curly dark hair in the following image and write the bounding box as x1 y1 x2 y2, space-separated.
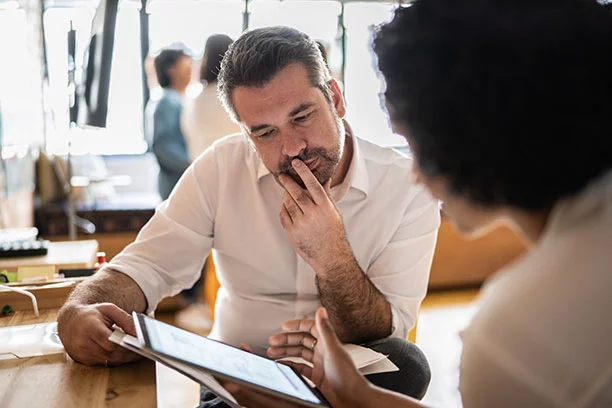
374 0 612 210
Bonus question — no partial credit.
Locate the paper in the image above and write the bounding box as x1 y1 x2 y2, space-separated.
17 266 55 282
109 330 241 408
0 322 64 360
344 343 398 372
279 343 399 375
359 357 401 376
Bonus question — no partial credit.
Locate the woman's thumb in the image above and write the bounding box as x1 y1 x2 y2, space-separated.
315 307 341 351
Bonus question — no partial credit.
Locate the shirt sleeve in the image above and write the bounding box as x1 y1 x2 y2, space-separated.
151 98 191 174
368 184 440 339
105 150 219 313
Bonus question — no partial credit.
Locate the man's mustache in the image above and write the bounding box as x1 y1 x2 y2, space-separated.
278 148 328 173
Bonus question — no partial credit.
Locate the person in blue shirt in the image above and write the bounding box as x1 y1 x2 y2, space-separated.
151 48 193 200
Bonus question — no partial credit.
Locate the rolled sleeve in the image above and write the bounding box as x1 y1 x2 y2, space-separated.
105 151 219 313
369 184 440 339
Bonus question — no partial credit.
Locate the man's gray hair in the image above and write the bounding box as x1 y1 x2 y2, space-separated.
217 26 332 122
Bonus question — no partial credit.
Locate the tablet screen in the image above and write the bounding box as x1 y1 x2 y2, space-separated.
141 315 323 405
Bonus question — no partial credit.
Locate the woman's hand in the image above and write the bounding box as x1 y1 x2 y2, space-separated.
268 308 374 408
224 308 423 408
221 308 375 407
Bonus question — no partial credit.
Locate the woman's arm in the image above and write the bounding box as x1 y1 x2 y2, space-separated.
224 308 430 408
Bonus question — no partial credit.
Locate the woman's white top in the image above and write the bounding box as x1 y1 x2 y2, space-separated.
460 170 612 408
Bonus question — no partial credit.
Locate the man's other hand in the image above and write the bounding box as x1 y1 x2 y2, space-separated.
57 302 141 366
267 317 318 362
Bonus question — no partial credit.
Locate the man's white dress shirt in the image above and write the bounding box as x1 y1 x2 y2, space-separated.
460 170 612 408
108 132 440 355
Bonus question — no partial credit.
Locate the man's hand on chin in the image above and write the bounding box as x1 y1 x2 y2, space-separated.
278 158 354 273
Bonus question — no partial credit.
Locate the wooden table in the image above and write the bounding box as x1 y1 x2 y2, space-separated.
0 309 156 407
0 240 101 312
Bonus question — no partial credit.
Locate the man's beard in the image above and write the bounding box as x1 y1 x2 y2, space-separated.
274 146 341 189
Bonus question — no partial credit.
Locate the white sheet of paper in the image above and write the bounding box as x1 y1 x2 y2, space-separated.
359 356 401 375
0 322 64 360
279 343 399 375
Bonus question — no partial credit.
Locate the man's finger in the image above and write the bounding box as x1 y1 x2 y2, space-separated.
109 348 141 363
281 319 316 334
323 179 333 198
89 324 120 353
279 204 292 228
269 332 316 348
279 173 315 211
240 343 253 353
282 191 303 221
70 341 112 366
291 159 328 205
267 345 314 361
98 303 137 336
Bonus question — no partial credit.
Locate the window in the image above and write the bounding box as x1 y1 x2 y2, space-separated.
148 0 243 56
2 1 405 155
43 0 145 155
43 5 95 153
344 2 406 147
0 3 44 148
149 0 404 147
248 0 343 95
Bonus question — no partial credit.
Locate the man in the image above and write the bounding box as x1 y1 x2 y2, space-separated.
221 2 612 408
57 26 440 406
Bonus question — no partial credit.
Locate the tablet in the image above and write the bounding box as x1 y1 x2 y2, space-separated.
133 313 329 408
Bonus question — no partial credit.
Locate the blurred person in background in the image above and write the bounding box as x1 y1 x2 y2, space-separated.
181 34 240 161
149 47 208 319
150 47 192 201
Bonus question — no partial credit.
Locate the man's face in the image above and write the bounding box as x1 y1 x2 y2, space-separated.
232 63 346 188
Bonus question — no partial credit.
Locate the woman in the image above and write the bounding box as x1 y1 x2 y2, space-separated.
224 1 612 407
181 34 240 161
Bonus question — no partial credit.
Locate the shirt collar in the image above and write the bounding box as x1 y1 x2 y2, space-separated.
256 120 369 197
